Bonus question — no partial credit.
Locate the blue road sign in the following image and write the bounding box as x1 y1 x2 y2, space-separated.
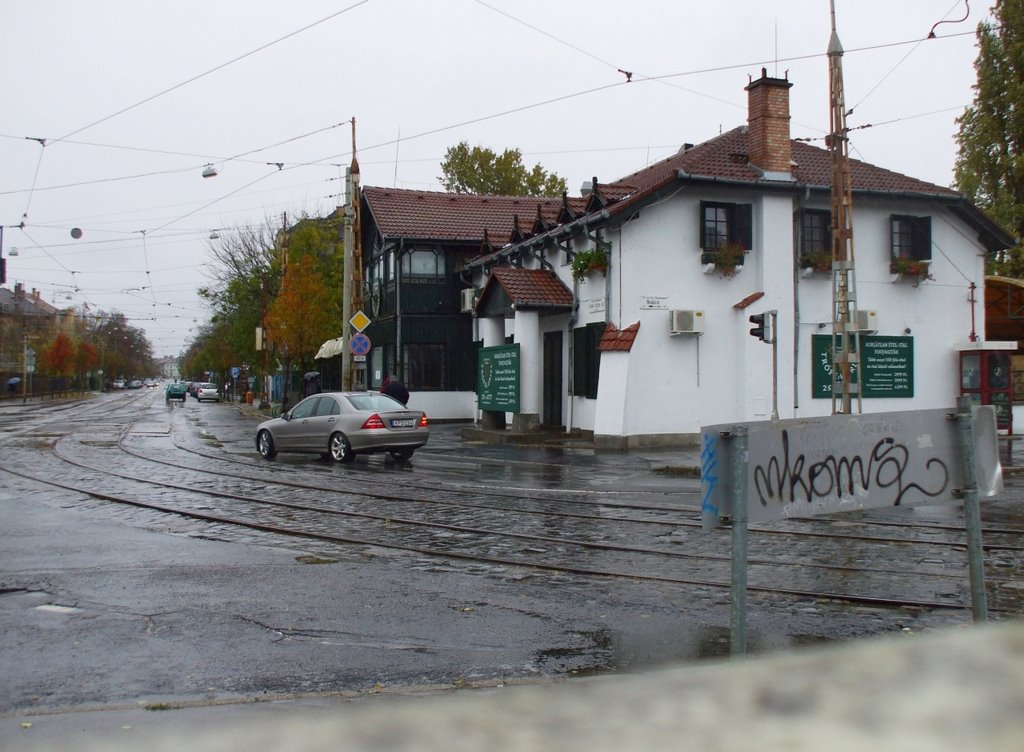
350 333 371 356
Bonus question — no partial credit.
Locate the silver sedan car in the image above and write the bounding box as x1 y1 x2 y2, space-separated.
255 391 429 463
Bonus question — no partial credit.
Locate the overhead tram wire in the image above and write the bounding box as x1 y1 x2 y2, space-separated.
296 28 980 171
0 120 349 198
472 0 740 111
48 0 372 146
845 1 972 118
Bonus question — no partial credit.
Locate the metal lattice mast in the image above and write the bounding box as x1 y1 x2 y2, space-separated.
828 1 861 415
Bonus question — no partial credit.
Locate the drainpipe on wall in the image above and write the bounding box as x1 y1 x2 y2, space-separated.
396 237 404 381
792 187 810 415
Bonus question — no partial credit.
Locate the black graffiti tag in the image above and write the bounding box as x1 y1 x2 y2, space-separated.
752 430 949 508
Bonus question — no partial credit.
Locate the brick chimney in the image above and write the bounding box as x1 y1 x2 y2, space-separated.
745 68 793 177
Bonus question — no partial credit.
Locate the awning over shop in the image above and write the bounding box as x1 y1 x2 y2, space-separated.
315 337 344 359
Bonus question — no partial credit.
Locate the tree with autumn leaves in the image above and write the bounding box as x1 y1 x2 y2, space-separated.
39 331 99 392
189 214 343 400
265 252 339 405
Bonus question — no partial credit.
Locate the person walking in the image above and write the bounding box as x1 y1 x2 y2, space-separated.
380 374 409 406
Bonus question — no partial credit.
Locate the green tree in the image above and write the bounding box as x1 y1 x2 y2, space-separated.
439 142 568 196
954 0 1024 274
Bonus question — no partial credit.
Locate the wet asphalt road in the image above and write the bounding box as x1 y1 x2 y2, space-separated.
1 391 1021 726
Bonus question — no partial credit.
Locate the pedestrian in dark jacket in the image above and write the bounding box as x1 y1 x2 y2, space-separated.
380 374 409 406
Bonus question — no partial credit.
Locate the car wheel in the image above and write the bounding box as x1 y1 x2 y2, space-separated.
388 448 414 461
257 430 277 459
329 432 354 463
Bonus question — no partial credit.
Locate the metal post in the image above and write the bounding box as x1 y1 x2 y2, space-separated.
729 423 749 656
956 396 988 621
770 310 779 420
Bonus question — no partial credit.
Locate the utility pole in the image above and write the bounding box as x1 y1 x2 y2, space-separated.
828 0 862 415
341 118 363 391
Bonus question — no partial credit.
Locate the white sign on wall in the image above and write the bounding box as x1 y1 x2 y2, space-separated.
640 296 668 310
587 298 605 314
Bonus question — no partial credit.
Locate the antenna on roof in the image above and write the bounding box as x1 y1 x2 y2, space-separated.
393 127 401 188
774 19 779 77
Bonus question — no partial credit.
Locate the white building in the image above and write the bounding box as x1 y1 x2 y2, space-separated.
465 72 1013 447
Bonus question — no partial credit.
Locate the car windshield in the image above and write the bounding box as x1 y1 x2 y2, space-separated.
346 393 406 411
201 383 217 389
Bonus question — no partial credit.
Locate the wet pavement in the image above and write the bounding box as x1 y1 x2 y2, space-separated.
1 392 1023 750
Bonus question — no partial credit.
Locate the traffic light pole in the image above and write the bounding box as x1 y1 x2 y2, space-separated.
770 310 779 421
748 310 779 420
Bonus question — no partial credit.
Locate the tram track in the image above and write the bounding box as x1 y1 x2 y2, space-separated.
0 441 1018 613
2 394 1023 615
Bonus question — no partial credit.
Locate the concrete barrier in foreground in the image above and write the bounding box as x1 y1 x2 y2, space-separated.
23 619 1023 752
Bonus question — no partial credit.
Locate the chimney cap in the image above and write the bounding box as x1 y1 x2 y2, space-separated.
745 67 792 91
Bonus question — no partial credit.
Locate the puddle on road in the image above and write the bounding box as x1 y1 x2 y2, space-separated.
536 625 843 675
296 555 339 565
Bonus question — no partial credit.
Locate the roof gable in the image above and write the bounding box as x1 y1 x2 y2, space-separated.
476 267 574 317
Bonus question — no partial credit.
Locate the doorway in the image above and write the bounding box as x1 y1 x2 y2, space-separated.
543 331 563 428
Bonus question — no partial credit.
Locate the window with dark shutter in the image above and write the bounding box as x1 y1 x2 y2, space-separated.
699 201 753 251
890 215 931 261
572 322 604 399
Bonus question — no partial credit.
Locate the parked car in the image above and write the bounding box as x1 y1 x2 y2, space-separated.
255 391 429 463
128 379 143 389
165 381 187 402
196 383 220 402
112 379 126 390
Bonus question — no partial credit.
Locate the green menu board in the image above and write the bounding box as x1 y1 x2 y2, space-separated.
812 335 914 398
478 344 520 412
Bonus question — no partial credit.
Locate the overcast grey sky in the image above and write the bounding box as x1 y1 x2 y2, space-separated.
0 0 986 358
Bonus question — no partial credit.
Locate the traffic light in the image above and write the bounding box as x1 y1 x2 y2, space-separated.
749 312 773 343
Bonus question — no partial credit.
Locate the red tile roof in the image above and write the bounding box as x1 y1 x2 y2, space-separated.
488 267 574 309
599 321 640 352
362 186 587 242
609 127 960 199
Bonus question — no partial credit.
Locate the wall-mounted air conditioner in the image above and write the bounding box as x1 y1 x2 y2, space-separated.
857 309 878 333
460 288 478 313
669 309 704 335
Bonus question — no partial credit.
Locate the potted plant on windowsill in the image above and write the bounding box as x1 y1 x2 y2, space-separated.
701 242 746 277
570 246 609 280
889 257 933 283
799 250 833 276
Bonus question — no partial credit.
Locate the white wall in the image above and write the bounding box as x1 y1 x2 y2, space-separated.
582 189 989 441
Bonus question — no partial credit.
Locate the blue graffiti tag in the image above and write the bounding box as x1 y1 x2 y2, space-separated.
700 432 719 516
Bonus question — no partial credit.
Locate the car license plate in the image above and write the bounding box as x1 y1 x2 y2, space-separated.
391 418 415 428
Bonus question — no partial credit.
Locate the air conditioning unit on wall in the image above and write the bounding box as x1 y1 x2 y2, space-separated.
460 288 478 313
669 309 704 335
857 309 878 333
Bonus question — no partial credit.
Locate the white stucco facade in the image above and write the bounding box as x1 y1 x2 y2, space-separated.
466 180 1002 446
